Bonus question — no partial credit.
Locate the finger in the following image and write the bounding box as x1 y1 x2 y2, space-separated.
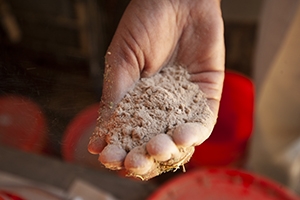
99 144 127 170
99 53 140 121
172 122 214 148
124 145 155 175
146 134 179 161
88 136 107 154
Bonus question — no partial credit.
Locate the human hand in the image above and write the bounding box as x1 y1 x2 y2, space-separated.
88 0 224 179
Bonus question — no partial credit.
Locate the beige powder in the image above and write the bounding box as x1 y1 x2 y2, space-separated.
96 65 213 178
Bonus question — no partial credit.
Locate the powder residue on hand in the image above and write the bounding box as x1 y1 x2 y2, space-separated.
97 65 213 152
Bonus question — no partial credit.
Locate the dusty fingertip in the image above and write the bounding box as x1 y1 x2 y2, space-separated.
99 144 127 170
146 134 179 162
172 123 211 147
88 136 107 154
124 146 154 175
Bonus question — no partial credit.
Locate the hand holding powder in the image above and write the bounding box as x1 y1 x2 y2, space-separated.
87 0 225 180
89 65 215 180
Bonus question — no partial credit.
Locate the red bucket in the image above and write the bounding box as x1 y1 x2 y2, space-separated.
0 95 47 153
148 168 299 200
189 71 254 167
61 103 100 167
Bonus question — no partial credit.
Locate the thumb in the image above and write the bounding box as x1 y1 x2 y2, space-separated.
88 15 151 154
98 48 141 122
98 0 175 121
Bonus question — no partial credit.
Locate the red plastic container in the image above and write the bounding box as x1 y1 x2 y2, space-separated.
0 95 47 153
0 186 64 200
61 103 100 167
189 71 254 167
148 168 300 200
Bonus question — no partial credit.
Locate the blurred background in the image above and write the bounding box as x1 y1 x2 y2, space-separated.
4 0 297 200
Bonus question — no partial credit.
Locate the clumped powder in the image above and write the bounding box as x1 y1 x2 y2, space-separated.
98 65 212 152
